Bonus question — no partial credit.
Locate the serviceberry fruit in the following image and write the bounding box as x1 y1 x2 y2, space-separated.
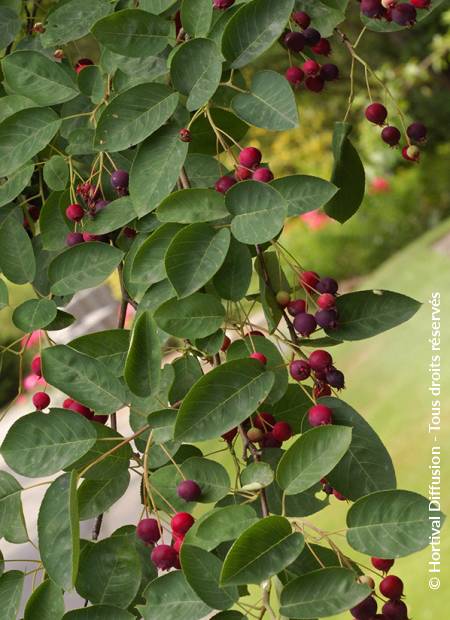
222 427 238 443
66 232 84 246
65 203 84 222
380 575 404 599
407 121 427 143
75 58 93 73
213 0 235 7
171 512 195 535
316 276 338 294
235 165 252 180
305 76 325 92
68 401 92 419
325 368 345 389
381 125 401 146
292 11 311 29
254 412 275 430
285 66 304 86
179 128 192 142
317 293 336 309
250 352 267 364
136 518 161 544
382 599 409 620
293 312 317 336
358 574 376 589
151 544 178 570
110 169 129 190
252 167 274 182
94 199 109 213
272 421 292 442
32 392 50 410
371 557 395 572
276 290 291 307
31 355 42 377
350 595 378 620
332 489 346 501
215 175 237 193
283 31 306 53
320 63 339 81
313 383 332 398
391 3 417 25
261 431 282 448
410 0 431 7
172 535 184 553
300 270 319 291
287 299 306 316
247 427 265 442
290 359 311 381
365 102 388 125
177 480 202 502
239 147 262 169
308 349 332 371
302 59 320 76
221 335 231 352
315 309 338 329
308 404 333 426
28 204 40 221
303 27 321 46
361 0 384 18
402 144 420 162
92 414 108 424
312 38 331 56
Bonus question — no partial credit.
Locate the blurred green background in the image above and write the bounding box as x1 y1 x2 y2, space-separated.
1 2 450 618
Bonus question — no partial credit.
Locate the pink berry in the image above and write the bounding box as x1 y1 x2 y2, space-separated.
371 557 395 573
380 575 404 600
62 398 74 409
313 383 332 399
171 512 195 535
365 102 388 125
254 412 275 430
150 545 178 570
283 31 306 53
215 175 237 193
350 595 378 619
410 0 430 7
381 125 401 146
300 270 319 291
213 0 235 8
75 58 93 74
250 352 267 364
66 232 84 246
332 488 346 501
177 480 202 502
136 518 161 544
65 203 84 222
82 232 100 242
92 414 108 424
292 11 311 28
285 66 304 86
293 312 317 336
272 421 292 442
32 391 50 410
308 404 332 426
305 76 324 92
239 147 262 169
179 128 191 142
311 38 331 56
287 299 306 316
308 349 332 371
235 165 252 181
31 354 42 377
317 293 336 309
315 308 338 329
68 401 93 419
289 359 311 381
172 535 184 553
302 59 320 76
252 167 274 182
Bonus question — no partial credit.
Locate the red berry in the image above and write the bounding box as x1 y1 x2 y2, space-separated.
293 312 317 336
65 203 84 222
313 383 332 399
261 431 282 448
222 427 238 443
350 595 378 619
92 414 108 424
254 412 275 431
285 66 304 86
287 299 306 316
361 0 384 18
300 270 319 292
123 227 136 239
312 38 331 56
302 59 320 76
215 175 237 193
402 144 420 162
31 354 42 377
252 167 274 182
150 544 178 570
292 11 311 29
235 165 252 180
382 599 408 620
381 125 401 146
380 575 404 600
303 27 321 46
171 512 195 535
82 232 100 242
407 121 427 143
272 421 292 442
305 76 324 92
177 480 202 502
391 3 417 24
62 398 74 409
28 204 40 221
239 147 262 169
213 0 235 8
247 330 264 337
317 293 336 309
308 350 332 371
250 352 267 364
289 359 311 381
68 401 93 419
316 277 338 294
66 232 84 246
365 102 388 125
410 0 431 7
221 335 231 352
371 557 395 572
283 31 306 53
111 169 129 190
74 58 93 73
172 535 184 553
247 426 265 442
179 128 191 142
320 63 339 81
136 518 161 544
32 391 50 410
332 489 346 501
308 404 332 426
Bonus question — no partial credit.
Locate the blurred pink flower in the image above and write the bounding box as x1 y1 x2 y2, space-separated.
124 303 136 328
21 330 43 349
23 373 45 391
300 210 331 230
370 176 391 194
17 394 27 405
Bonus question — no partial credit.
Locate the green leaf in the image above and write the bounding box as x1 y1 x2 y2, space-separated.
83 197 135 235
130 123 188 218
1 409 97 477
0 7 20 49
326 289 422 340
12 298 57 332
347 489 445 557
227 334 288 404
92 9 172 58
320 397 396 500
220 516 304 586
296 0 348 37
271 384 312 434
271 174 338 216
166 224 230 298
186 505 258 551
69 329 130 377
0 107 61 177
0 571 24 620
154 292 225 339
42 346 127 414
138 571 212 620
276 426 352 495
324 122 365 223
241 461 274 490
48 242 123 295
63 606 134 620
125 311 161 397
280 567 370 618
39 190 71 251
226 180 287 244
38 472 79 590
174 358 274 442
41 0 113 47
0 205 36 283
2 51 78 106
184 153 223 188
157 188 229 223
211 613 246 620
171 38 222 111
181 545 239 610
43 155 69 191
94 83 178 152
140 0 177 14
0 94 35 125
189 108 248 155
169 355 203 403
213 237 252 301
222 0 294 68
0 471 28 543
77 65 104 104
180 0 213 37
78 471 130 520
0 162 34 208
232 70 298 130
282 542 361 582
0 278 8 310
131 223 184 286
76 536 141 608
24 579 64 620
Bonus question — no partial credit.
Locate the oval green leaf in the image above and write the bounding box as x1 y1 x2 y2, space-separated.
124 311 161 397
157 188 229 223
154 292 225 339
24 579 64 620
0 471 28 543
0 163 34 208
0 205 36 284
271 174 338 216
12 298 57 332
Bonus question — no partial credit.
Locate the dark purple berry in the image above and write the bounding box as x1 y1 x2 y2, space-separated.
177 480 202 502
293 312 317 336
381 126 401 146
316 277 338 294
407 121 427 143
289 359 311 381
382 599 408 620
391 3 417 25
325 368 345 389
350 595 377 620
303 27 321 46
151 545 178 570
361 0 383 18
136 518 161 544
365 102 388 125
110 169 129 190
305 76 324 93
292 11 311 29
283 31 306 53
66 232 84 246
315 309 338 329
320 63 339 81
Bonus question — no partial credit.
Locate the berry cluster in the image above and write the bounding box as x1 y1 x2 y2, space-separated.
360 0 431 26
246 412 293 448
213 146 274 193
350 557 410 619
283 11 339 93
290 347 345 397
365 102 427 162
